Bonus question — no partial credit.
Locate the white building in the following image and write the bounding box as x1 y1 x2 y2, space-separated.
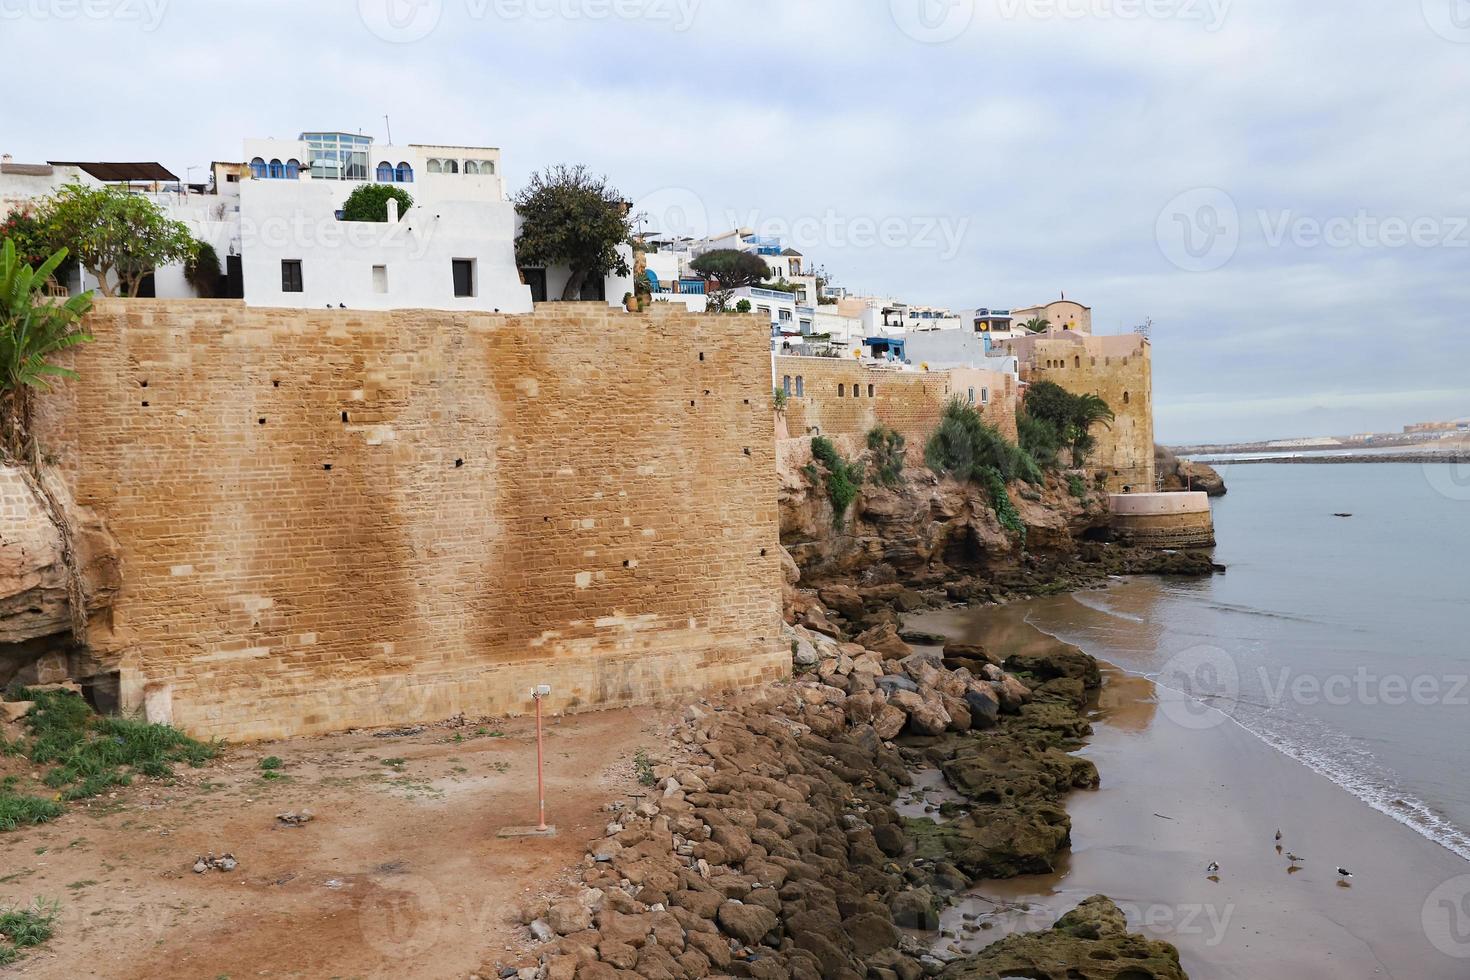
1 132 633 313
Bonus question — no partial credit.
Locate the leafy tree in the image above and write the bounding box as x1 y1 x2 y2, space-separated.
341 183 413 222
0 240 93 461
734 299 752 313
513 164 633 301
1020 317 1051 333
1020 380 1115 467
688 249 770 290
33 184 195 298
183 240 221 298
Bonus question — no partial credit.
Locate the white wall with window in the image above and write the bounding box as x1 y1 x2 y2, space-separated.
238 178 531 312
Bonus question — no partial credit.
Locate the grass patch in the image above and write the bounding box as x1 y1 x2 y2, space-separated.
0 790 63 832
1067 473 1087 498
257 756 283 771
0 899 58 965
11 688 218 802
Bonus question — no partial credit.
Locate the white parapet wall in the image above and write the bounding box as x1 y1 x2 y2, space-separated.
1108 491 1215 547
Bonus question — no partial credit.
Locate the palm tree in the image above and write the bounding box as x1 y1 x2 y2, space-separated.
1067 394 1115 466
0 239 94 461
1021 317 1052 333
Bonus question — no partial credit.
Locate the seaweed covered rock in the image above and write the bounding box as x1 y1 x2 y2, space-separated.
940 895 1187 980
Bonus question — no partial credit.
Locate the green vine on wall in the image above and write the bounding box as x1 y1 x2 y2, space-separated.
810 436 865 526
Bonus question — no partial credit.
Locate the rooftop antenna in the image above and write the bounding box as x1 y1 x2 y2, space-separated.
383 114 393 145
1134 316 1154 340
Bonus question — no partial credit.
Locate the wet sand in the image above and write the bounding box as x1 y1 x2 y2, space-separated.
907 601 1470 980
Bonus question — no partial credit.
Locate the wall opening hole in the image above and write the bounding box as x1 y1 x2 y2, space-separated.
139 380 148 388
698 352 705 361
623 559 632 568
760 548 768 557
272 379 280 388
341 411 349 423
258 418 266 425
743 447 751 456
455 458 464 468
141 400 149 407
323 463 332 471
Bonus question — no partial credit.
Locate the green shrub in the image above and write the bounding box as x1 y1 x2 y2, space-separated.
735 299 752 313
633 749 656 786
1017 412 1064 471
1067 473 1087 498
979 466 1025 538
866 426 906 487
340 183 414 222
258 756 283 771
772 387 788 413
925 398 1041 485
810 436 865 524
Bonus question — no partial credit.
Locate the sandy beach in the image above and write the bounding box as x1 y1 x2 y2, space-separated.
907 600 1470 980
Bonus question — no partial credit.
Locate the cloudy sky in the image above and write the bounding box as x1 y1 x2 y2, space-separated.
7 0 1469 442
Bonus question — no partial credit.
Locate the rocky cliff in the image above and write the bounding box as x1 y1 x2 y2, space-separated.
1155 445 1226 496
780 451 1216 613
0 464 120 688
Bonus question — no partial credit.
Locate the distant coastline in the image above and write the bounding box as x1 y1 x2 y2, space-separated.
1185 450 1470 465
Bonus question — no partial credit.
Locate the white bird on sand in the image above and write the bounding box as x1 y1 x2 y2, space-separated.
1337 867 1353 878
1287 853 1304 863
1207 862 1220 873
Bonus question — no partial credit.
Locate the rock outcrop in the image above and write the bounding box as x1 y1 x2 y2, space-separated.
1156 445 1226 497
0 464 119 685
513 611 1160 980
940 894 1188 980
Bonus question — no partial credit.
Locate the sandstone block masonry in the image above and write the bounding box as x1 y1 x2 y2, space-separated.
33 300 789 741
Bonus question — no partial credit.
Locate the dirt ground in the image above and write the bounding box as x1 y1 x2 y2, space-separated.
1 705 673 979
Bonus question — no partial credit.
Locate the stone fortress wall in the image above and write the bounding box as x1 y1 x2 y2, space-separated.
774 356 1018 455
33 301 789 741
1000 332 1156 492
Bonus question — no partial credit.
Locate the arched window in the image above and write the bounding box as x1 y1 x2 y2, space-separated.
285 159 300 179
1123 391 1131 405
782 376 791 395
867 384 875 398
395 161 413 182
427 158 443 174
268 158 284 179
837 384 845 398
376 161 394 182
464 160 479 175
445 159 459 173
249 157 266 179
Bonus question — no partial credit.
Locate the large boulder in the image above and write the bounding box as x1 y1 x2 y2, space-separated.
939 895 1186 979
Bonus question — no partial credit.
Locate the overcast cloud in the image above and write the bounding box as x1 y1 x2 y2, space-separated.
5 0 1468 442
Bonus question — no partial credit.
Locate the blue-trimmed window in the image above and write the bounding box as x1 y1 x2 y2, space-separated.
285 158 300 179
249 157 267 179
376 161 394 182
395 161 413 182
268 159 285 179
